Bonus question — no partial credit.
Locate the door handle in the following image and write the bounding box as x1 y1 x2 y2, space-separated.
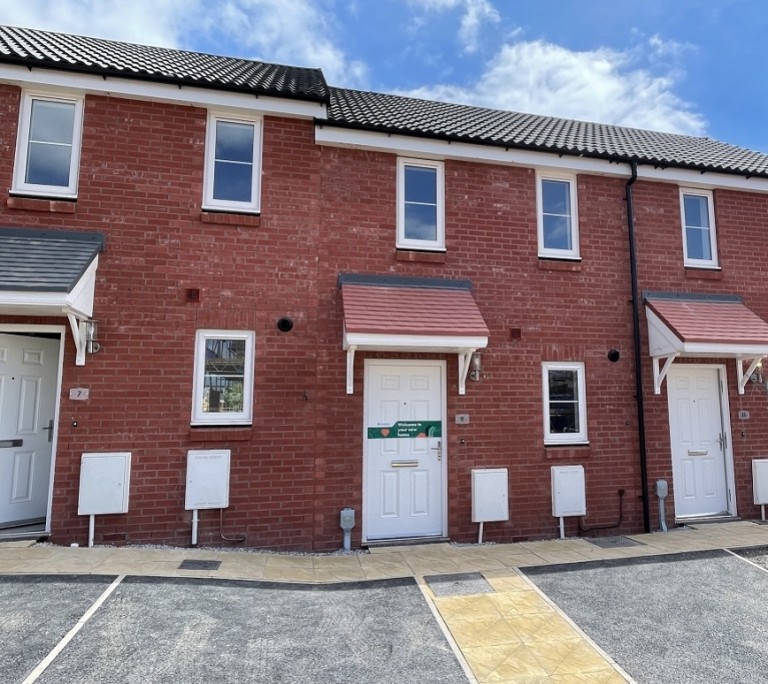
42 419 54 443
431 440 442 462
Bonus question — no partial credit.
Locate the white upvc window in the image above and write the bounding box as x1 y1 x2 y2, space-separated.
680 188 718 268
537 172 579 259
203 113 262 212
542 362 588 445
397 158 445 250
191 330 255 426
13 91 84 198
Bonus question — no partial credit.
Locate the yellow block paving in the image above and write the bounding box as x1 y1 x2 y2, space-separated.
429 570 630 683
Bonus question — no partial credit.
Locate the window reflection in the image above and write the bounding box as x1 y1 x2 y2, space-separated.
203 338 246 413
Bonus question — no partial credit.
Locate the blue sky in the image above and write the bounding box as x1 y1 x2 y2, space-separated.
5 0 768 151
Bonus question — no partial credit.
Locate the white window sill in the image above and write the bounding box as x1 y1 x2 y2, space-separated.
10 189 78 201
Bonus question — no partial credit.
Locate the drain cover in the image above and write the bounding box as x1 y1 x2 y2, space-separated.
586 536 644 549
178 559 221 570
425 572 493 597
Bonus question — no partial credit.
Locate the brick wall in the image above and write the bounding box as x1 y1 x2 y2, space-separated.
1 80 766 550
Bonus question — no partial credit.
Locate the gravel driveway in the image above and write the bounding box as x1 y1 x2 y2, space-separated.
523 548 768 684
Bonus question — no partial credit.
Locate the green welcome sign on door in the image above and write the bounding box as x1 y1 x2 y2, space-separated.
367 421 442 439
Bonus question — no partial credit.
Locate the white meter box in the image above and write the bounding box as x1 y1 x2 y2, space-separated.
471 468 509 522
551 465 586 517
185 449 231 510
753 459 768 504
78 452 131 515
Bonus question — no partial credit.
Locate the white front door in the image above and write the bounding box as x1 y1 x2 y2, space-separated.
0 334 60 529
364 360 445 541
667 365 732 518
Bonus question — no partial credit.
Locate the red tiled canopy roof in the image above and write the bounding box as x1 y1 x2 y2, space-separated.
646 296 768 346
340 275 489 337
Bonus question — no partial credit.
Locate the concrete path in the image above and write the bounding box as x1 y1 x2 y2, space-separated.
2 521 768 683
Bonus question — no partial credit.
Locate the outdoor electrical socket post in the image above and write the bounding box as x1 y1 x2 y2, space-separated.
340 507 355 551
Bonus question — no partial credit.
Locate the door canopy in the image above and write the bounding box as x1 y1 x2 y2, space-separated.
0 227 105 365
339 273 489 395
645 291 768 394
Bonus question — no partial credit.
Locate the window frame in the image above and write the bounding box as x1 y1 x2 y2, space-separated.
542 361 588 445
536 172 580 259
12 90 84 199
203 112 263 213
396 157 445 251
680 188 718 268
191 329 256 426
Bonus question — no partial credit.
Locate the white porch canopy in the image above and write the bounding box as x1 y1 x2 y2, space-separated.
645 292 768 394
0 228 104 365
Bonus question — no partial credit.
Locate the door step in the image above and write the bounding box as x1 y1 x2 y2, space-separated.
364 536 450 549
678 515 740 526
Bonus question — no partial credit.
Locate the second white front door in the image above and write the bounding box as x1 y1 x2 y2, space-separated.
364 360 445 541
667 365 732 518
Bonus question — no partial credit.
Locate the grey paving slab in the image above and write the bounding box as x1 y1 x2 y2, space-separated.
33 575 467 684
523 550 768 684
0 575 117 684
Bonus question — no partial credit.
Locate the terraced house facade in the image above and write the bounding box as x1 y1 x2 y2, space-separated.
2 25 768 550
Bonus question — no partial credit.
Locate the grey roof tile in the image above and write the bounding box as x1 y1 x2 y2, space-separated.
0 228 104 292
0 25 328 103
327 87 768 178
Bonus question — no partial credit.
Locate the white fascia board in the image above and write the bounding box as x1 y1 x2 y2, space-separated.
680 342 768 357
316 125 618 175
315 125 768 194
343 330 488 353
638 165 768 194
0 64 327 119
0 292 69 315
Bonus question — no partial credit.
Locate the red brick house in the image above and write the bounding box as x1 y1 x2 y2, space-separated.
2 25 768 550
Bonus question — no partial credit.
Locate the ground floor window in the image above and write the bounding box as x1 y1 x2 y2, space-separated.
191 330 255 426
542 361 587 444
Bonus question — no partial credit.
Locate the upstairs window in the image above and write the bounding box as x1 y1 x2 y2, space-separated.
203 113 262 212
191 330 255 426
542 362 588 445
681 189 718 268
397 158 445 250
13 92 83 198
537 173 579 259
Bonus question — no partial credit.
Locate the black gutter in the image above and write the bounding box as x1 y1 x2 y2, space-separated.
626 160 651 533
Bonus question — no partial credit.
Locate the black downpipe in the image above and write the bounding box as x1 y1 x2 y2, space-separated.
626 161 651 533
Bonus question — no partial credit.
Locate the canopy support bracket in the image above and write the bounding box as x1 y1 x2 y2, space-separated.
67 313 88 366
458 349 475 396
737 357 764 395
346 345 357 395
652 353 678 394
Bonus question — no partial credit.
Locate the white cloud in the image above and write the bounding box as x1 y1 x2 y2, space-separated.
213 0 368 86
3 0 369 88
407 0 500 53
2 0 190 47
399 38 707 135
